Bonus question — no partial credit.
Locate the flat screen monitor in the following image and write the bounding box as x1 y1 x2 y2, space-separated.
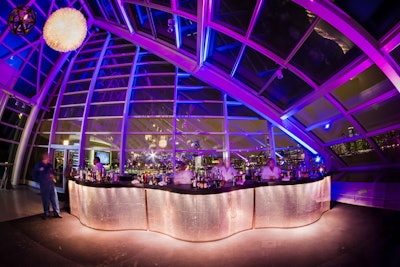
95 151 110 165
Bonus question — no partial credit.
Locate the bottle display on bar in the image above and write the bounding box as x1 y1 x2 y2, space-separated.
70 151 326 187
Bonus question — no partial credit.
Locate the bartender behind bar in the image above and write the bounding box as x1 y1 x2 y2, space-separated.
173 161 193 185
219 159 237 182
261 158 281 181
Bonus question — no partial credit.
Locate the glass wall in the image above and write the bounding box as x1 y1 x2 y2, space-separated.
30 33 315 177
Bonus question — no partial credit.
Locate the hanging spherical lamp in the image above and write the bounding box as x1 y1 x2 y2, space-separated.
43 7 87 52
158 136 168 148
8 5 37 36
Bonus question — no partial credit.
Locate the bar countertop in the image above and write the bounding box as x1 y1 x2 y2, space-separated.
69 175 326 194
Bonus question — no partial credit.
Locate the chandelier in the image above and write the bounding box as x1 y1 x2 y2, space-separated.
43 7 87 52
8 5 37 36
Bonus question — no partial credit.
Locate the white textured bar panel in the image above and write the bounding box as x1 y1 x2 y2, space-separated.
69 180 80 218
146 188 254 242
255 177 331 228
69 181 147 230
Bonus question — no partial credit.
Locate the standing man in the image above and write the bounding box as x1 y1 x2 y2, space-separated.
173 161 193 185
32 152 62 219
261 158 281 181
92 156 106 181
220 159 237 182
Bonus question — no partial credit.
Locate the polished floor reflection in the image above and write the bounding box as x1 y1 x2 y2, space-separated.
0 186 43 222
1 186 400 267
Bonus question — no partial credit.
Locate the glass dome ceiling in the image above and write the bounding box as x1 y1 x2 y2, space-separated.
1 0 400 182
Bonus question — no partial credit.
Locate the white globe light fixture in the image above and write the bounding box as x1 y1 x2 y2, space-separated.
43 8 87 52
158 135 168 148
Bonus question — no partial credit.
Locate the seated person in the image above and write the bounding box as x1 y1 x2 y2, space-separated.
173 162 193 185
261 158 281 181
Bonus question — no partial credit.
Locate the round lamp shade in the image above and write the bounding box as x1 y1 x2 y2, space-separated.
43 8 87 52
8 5 37 36
158 139 167 148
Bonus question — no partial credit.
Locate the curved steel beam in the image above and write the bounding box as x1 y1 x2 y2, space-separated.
293 0 400 92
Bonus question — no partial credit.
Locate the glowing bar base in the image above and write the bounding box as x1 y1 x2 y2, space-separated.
69 181 147 230
69 177 330 241
255 176 331 228
147 188 254 242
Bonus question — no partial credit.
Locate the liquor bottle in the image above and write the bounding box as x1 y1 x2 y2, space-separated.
96 170 101 182
79 166 83 180
196 172 201 189
191 175 196 188
295 167 299 180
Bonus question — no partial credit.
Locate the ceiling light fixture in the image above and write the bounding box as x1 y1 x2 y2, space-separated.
43 7 87 52
167 18 175 33
276 69 284 80
8 5 37 36
158 136 167 148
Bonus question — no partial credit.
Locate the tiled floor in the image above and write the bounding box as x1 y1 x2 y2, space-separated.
1 185 400 267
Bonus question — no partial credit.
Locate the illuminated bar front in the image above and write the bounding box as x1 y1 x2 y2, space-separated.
146 188 254 242
69 181 147 230
69 176 331 241
254 177 331 228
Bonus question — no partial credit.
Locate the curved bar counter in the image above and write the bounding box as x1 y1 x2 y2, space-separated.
69 176 331 242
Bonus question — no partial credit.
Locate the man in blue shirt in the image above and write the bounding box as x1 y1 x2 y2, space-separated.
32 152 62 219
